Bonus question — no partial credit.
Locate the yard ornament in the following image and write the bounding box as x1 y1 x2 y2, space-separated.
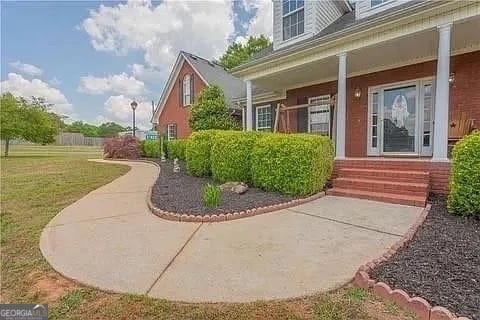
173 158 180 173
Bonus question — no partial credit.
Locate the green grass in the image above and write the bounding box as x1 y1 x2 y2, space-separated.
0 145 414 319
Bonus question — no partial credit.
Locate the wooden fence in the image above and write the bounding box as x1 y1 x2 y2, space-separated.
3 133 106 146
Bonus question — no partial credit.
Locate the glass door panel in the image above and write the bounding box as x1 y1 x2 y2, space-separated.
382 85 417 153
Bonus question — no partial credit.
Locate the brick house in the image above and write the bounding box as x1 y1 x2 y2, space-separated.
153 1 479 206
230 0 480 206
152 51 278 140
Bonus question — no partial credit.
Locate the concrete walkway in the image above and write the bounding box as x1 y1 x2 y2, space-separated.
40 160 422 303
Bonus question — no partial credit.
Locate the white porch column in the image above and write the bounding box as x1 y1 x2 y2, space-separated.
432 23 452 161
335 53 347 159
246 80 253 131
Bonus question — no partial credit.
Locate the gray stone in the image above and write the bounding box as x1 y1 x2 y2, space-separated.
219 181 241 191
232 183 248 194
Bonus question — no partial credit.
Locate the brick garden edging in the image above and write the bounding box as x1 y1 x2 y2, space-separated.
353 204 471 320
104 158 327 223
147 186 326 222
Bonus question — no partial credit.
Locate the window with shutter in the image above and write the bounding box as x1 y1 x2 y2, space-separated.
182 74 191 106
190 73 194 103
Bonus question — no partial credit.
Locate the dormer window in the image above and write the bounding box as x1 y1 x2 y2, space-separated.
371 0 388 7
182 74 191 106
282 0 304 41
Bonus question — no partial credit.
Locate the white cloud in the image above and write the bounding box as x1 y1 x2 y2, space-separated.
81 0 235 71
103 95 153 130
78 73 146 95
242 0 273 38
130 63 164 84
9 61 43 77
0 73 74 115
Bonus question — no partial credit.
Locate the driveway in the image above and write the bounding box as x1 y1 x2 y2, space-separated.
40 160 422 303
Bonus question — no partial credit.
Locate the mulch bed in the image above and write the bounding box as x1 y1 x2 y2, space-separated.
372 195 480 320
150 160 297 215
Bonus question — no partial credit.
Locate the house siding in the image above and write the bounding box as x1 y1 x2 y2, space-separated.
273 1 315 50
157 60 206 139
355 0 409 20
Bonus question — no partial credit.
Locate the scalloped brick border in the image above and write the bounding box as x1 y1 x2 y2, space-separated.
353 204 472 320
147 186 326 223
104 158 327 223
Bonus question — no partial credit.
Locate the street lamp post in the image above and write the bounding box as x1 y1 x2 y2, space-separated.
130 101 138 137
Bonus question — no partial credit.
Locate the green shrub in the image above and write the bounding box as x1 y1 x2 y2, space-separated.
185 130 218 177
448 130 480 215
142 140 161 158
211 131 259 183
251 133 334 196
202 183 221 208
166 139 187 160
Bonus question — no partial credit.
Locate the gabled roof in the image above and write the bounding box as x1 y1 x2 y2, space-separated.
152 51 277 123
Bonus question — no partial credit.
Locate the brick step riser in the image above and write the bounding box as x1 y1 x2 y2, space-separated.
327 190 426 207
338 172 429 184
332 180 428 197
335 163 430 170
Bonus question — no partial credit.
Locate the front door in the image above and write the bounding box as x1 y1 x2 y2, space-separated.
367 78 435 156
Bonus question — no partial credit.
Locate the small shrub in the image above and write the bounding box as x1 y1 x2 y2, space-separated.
448 130 480 215
142 140 161 158
251 133 334 196
211 131 259 183
103 135 141 159
202 183 221 208
167 139 187 160
185 130 218 177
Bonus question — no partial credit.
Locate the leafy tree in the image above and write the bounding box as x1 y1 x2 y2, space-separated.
97 122 127 137
218 35 271 69
188 85 240 131
1 93 61 156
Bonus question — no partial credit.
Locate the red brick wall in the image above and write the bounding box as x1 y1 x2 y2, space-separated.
158 60 206 139
285 51 480 157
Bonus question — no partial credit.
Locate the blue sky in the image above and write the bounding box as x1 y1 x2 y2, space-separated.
1 0 272 129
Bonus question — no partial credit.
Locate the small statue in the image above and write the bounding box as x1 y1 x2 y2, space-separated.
173 158 180 173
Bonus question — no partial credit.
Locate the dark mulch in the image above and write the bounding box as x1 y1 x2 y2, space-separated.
150 160 297 215
372 195 480 320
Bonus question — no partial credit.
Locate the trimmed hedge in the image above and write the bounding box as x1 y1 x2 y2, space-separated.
448 130 480 215
186 130 218 176
211 131 259 183
251 133 334 196
142 140 161 158
167 139 187 160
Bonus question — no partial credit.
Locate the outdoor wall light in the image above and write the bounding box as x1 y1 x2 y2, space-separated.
354 87 361 98
448 72 455 84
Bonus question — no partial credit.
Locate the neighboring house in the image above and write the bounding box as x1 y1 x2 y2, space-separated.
152 51 282 140
231 0 480 205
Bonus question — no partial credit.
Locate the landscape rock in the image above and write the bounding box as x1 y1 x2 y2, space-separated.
232 183 248 194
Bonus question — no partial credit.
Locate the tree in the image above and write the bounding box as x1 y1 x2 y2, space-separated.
189 85 240 131
0 93 61 156
218 35 271 69
97 122 127 137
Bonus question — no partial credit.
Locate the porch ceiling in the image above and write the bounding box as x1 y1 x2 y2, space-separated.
252 16 480 92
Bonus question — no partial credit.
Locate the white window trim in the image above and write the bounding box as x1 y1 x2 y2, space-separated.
307 95 331 136
256 105 272 131
182 74 191 106
367 77 435 156
167 123 176 141
282 0 305 41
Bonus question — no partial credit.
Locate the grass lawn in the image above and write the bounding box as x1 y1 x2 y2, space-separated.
0 144 415 319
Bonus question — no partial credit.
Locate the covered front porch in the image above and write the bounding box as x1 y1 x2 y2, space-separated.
239 8 479 162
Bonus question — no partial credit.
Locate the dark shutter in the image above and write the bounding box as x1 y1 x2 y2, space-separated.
179 78 183 107
297 97 308 133
190 73 195 104
252 106 256 131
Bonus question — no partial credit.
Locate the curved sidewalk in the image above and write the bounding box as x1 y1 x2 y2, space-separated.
40 160 423 303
